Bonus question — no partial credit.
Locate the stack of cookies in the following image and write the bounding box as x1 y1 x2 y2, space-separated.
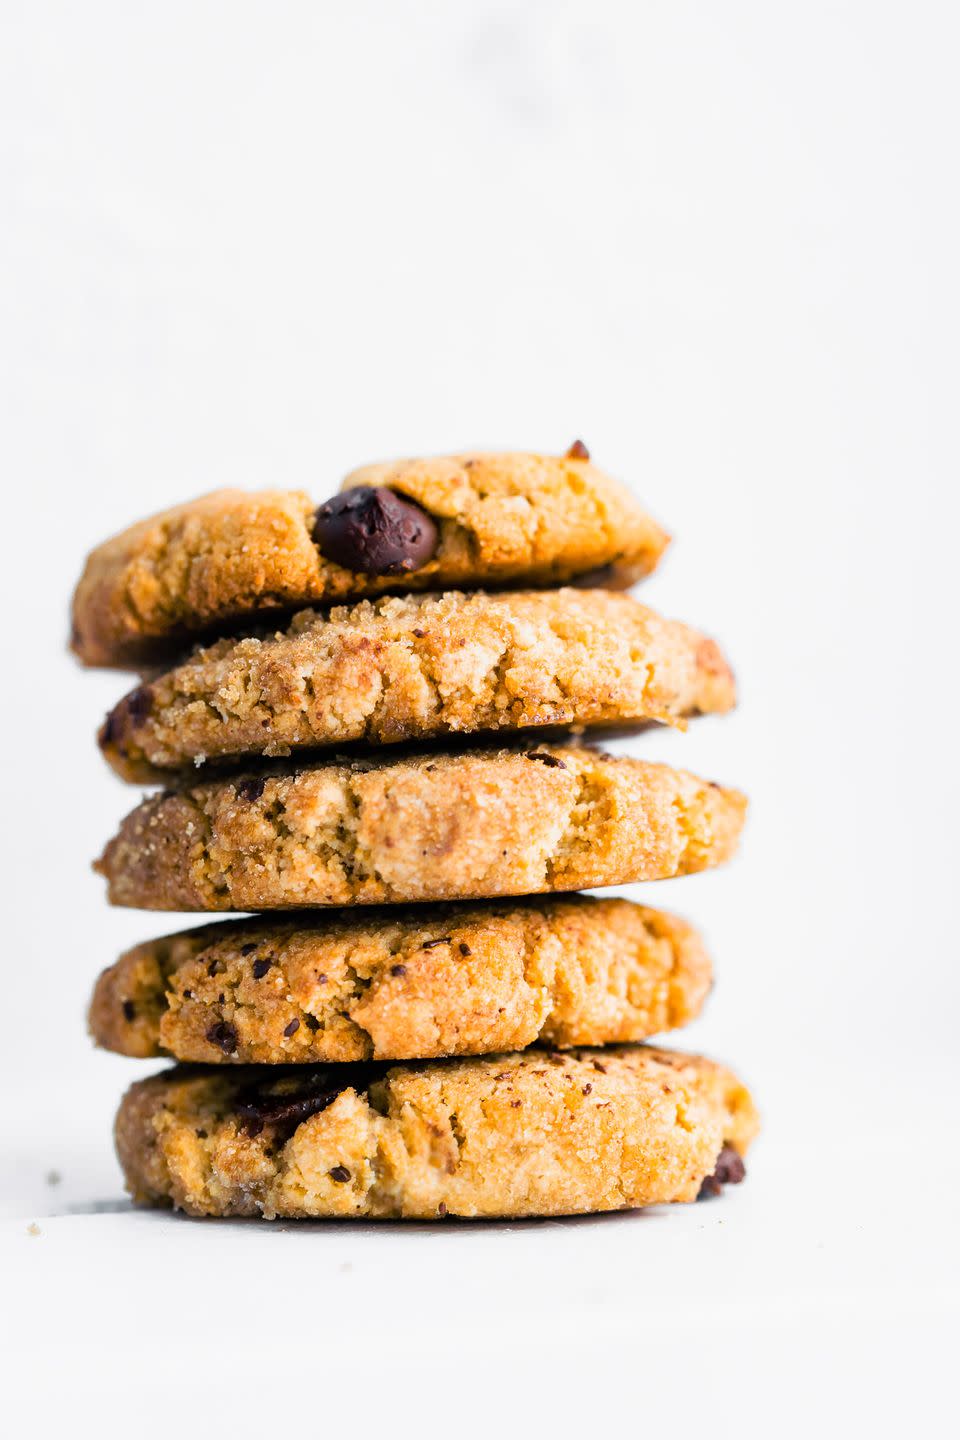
73 445 758 1220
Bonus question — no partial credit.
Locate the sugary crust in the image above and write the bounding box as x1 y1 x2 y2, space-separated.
99 589 735 781
94 747 747 910
114 1046 759 1218
88 897 713 1063
71 453 670 666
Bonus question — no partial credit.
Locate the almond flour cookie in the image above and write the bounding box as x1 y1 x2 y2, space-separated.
88 897 712 1063
94 747 747 910
71 447 670 666
114 1045 758 1218
99 589 735 781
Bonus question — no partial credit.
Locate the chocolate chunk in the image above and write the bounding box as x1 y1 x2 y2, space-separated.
312 487 439 576
422 937 451 950
390 963 407 977
329 1165 351 1183
303 1014 320 1032
235 777 265 803
526 752 567 768
99 684 154 750
437 1202 448 1216
251 957 272 980
459 943 471 956
283 1018 300 1037
565 439 590 461
121 999 136 1023
240 943 257 956
206 1021 238 1054
697 1144 746 1200
235 1066 381 1138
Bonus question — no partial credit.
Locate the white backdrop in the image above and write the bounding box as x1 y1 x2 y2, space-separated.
2 3 957 1433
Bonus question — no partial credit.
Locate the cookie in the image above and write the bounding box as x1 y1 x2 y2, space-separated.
114 1045 758 1218
94 747 747 910
70 447 670 666
88 896 712 1063
98 589 736 781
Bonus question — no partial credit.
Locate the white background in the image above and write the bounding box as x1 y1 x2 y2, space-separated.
1 2 957 1434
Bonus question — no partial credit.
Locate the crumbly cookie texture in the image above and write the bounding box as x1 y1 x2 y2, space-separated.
70 451 670 666
88 897 712 1063
99 589 735 781
94 747 747 910
114 1045 759 1218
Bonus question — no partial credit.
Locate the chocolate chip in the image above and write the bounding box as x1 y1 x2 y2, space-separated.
240 943 257 956
182 989 193 1000
422 937 451 950
121 999 136 1023
390 964 407 977
526 752 567 768
99 684 154 750
283 1018 300 1037
207 959 221 977
195 1129 207 1139
437 1202 448 1216
412 628 426 638
206 1021 238 1054
304 1014 320 1032
329 1165 351 1183
235 1066 381 1138
591 1060 607 1074
582 1083 592 1095
459 943 471 956
251 957 272 980
235 777 265 803
316 973 327 985
312 487 439 576
697 1144 747 1200
565 439 590 460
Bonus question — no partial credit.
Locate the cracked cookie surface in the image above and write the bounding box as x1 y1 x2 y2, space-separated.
71 450 669 666
95 746 747 910
99 589 735 781
89 896 712 1063
114 1045 758 1218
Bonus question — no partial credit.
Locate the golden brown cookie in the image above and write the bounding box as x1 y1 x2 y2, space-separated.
98 589 735 781
88 897 712 1063
94 746 747 910
114 1045 759 1218
71 448 669 666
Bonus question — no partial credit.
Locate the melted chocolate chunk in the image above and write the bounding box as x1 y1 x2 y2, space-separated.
206 1021 238 1054
565 439 590 461
235 777 265 803
697 1143 746 1199
99 684 154 750
235 1066 380 1139
312 487 439 576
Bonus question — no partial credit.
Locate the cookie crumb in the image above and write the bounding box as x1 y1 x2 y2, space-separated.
27 1222 40 1237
